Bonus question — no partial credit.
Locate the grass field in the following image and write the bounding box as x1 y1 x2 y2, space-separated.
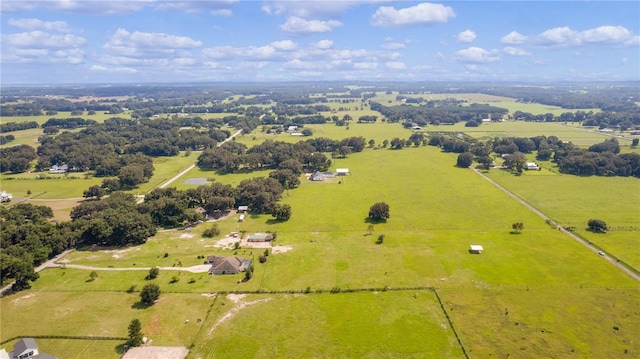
1 338 124 359
2 118 639 358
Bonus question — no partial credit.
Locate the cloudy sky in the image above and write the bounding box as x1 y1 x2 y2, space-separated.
1 1 638 84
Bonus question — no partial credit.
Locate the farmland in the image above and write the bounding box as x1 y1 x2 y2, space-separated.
1 85 639 358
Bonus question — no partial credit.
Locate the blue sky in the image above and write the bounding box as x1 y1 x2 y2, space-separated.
1 1 639 84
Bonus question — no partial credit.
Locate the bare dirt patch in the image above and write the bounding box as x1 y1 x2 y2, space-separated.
179 233 193 239
122 346 189 359
207 294 272 336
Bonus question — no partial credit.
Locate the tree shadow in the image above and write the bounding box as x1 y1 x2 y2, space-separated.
364 217 387 224
509 231 522 235
131 301 152 310
266 218 285 225
114 343 127 356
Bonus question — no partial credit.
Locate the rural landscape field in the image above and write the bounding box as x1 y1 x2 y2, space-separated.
1 80 639 359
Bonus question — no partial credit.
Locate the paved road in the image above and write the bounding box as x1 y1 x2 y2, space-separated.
472 168 640 282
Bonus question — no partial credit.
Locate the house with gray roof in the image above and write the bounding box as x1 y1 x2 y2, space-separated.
4 338 56 359
206 256 251 275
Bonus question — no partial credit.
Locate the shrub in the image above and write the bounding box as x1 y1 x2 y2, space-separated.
140 283 161 304
203 224 221 238
146 267 159 280
587 219 608 233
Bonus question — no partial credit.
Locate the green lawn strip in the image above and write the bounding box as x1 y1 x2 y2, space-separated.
0 291 211 346
0 175 103 199
439 286 640 358
483 168 640 268
189 291 465 359
0 338 124 359
30 264 263 293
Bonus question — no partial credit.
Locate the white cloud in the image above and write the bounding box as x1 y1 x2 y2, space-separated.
271 40 297 51
3 31 86 48
262 1 366 18
456 29 476 43
202 45 281 61
8 18 72 33
314 40 333 49
455 47 500 63
280 16 342 36
154 0 238 15
500 31 527 45
354 62 378 70
511 25 640 48
382 40 405 50
502 47 531 56
90 65 138 73
371 2 455 27
385 61 406 70
103 28 201 58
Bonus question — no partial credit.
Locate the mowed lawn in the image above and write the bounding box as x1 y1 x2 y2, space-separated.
190 291 465 359
1 338 124 359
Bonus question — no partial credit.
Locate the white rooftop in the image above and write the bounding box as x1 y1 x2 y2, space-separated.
470 245 484 251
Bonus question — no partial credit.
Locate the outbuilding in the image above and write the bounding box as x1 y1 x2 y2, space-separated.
469 245 484 254
336 168 350 176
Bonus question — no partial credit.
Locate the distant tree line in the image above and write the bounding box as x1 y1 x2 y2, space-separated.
370 101 508 125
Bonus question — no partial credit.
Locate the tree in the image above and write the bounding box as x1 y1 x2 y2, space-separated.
83 185 106 199
301 128 313 136
456 152 474 168
127 319 143 347
587 219 608 233
632 138 639 147
147 267 159 280
376 234 385 244
203 224 221 238
140 283 161 304
511 222 524 234
89 271 99 281
368 202 390 222
271 203 292 221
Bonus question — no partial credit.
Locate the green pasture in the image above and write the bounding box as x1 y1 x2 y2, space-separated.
0 128 43 149
1 111 131 125
190 291 464 359
440 287 640 358
126 152 198 195
484 168 640 269
1 338 123 359
0 291 212 346
0 173 103 199
429 121 633 147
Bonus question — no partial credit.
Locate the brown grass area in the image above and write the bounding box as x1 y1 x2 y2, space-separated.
28 198 83 221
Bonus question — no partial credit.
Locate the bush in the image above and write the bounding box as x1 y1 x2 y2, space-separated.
587 219 608 233
376 234 385 245
146 267 159 280
140 283 161 304
203 224 221 238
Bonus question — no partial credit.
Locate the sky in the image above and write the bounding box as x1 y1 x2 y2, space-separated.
1 1 639 84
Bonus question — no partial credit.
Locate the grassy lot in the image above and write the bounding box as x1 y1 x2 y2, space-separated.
1 338 124 359
483 167 640 269
0 128 43 149
190 291 464 359
0 291 213 346
440 287 640 358
0 173 103 199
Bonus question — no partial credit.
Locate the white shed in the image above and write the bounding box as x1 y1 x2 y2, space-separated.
469 245 484 254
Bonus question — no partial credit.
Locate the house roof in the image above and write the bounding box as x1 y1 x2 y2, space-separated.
248 233 273 241
470 245 484 251
336 168 349 173
238 205 248 211
13 338 38 356
208 256 249 273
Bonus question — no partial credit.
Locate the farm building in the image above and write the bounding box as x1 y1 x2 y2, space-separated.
287 125 298 132
206 256 251 275
237 205 248 213
248 233 273 242
0 191 12 203
525 162 539 170
336 168 350 175
469 245 484 254
309 171 325 181
238 214 245 222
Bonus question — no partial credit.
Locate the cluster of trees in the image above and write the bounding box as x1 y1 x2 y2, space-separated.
1 203 84 290
0 144 38 173
0 121 39 133
0 134 15 145
513 110 639 129
197 137 366 174
370 101 508 125
555 139 640 177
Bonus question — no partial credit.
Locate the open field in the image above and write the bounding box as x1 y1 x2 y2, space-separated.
1 338 124 359
191 291 465 358
2 118 639 358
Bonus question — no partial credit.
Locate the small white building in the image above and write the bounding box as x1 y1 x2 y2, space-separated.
336 168 350 176
0 191 12 203
238 214 245 222
469 245 484 254
49 164 68 173
525 162 539 170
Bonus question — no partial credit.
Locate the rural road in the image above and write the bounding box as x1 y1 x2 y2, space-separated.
50 263 212 273
472 168 640 282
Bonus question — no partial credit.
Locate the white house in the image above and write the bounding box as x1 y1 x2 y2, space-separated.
48 164 68 174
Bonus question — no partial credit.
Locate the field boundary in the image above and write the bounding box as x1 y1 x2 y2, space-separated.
433 288 470 359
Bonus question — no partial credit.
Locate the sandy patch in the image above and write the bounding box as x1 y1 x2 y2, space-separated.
122 346 189 359
201 293 216 298
214 234 240 249
179 234 193 239
271 245 293 254
12 293 35 304
208 295 272 336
